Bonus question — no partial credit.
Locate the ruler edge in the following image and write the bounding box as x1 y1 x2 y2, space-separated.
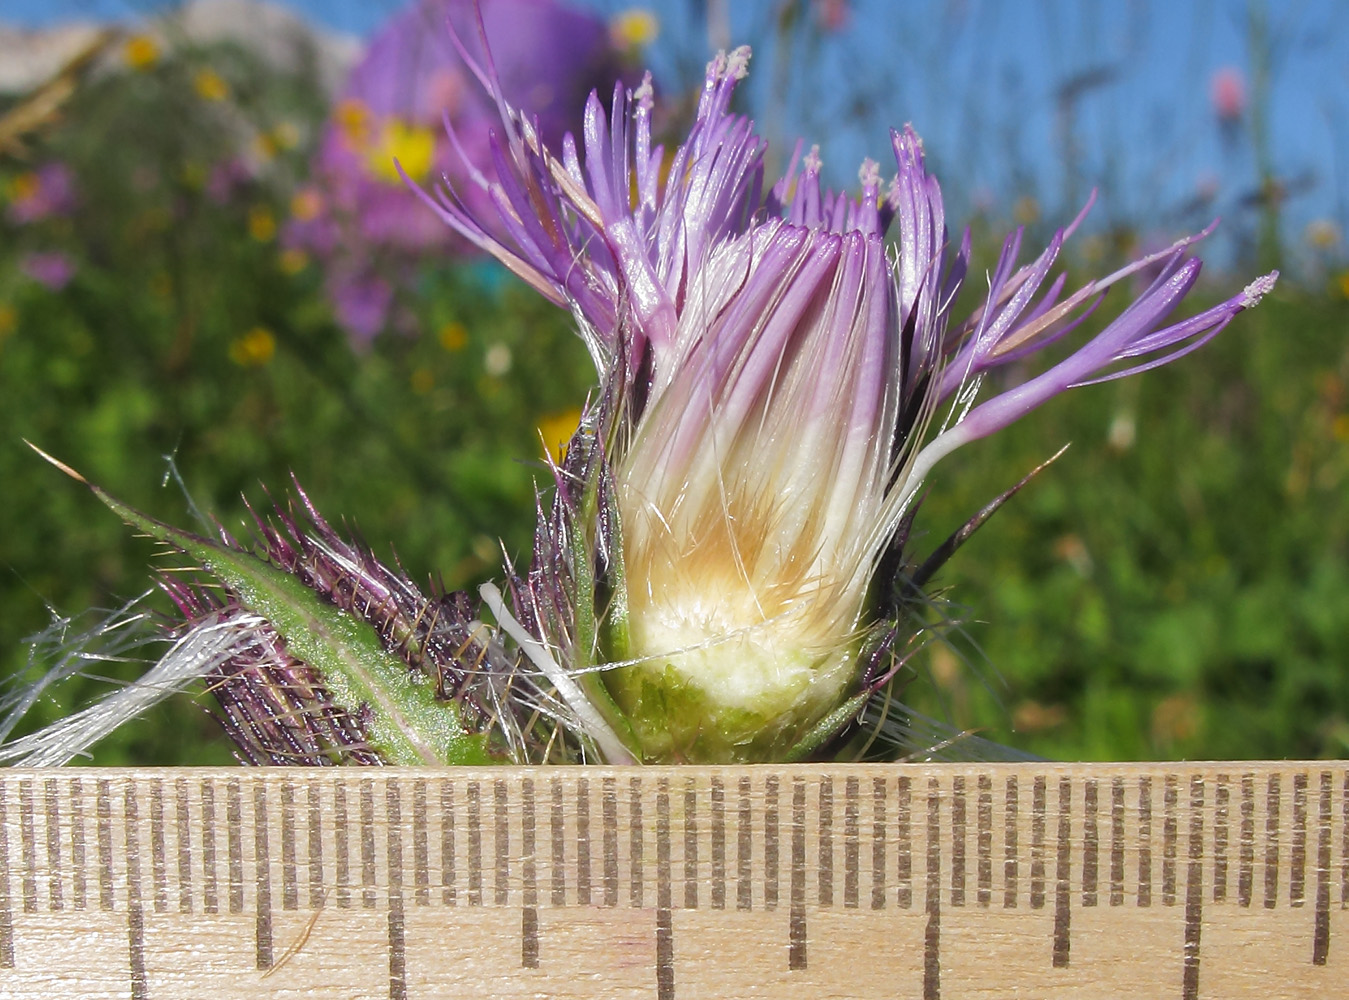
6 759 1345 777
0 760 1345 995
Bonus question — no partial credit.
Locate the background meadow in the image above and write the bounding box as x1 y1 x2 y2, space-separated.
2 0 1347 765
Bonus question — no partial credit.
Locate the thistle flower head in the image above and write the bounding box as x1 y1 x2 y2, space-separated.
412 29 1275 763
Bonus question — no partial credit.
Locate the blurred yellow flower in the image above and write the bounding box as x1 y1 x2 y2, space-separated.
1011 699 1067 733
270 122 301 150
254 124 301 162
123 35 159 71
336 98 372 147
1013 194 1040 225
179 162 206 190
1106 410 1136 452
610 9 659 48
483 342 513 377
1305 218 1340 251
248 205 277 242
536 408 582 463
0 303 16 342
290 187 324 222
229 326 276 367
366 120 436 184
410 367 434 394
1151 693 1200 746
438 321 468 352
1333 415 1349 443
1080 233 1107 265
193 68 230 102
7 172 39 203
278 249 309 274
1337 271 1349 300
1052 532 1093 577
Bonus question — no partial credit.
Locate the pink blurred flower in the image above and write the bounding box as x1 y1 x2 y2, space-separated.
1210 67 1246 122
813 0 851 32
21 251 76 290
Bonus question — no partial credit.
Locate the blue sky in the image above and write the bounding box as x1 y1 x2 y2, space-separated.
5 0 1347 272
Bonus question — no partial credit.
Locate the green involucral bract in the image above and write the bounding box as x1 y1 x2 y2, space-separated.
567 473 641 760
599 640 859 763
93 486 495 767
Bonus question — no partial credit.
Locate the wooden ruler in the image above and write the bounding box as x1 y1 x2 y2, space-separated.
0 762 1344 998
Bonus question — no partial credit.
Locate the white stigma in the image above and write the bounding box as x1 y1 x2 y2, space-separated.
885 174 903 211
1242 271 1279 307
634 71 654 112
726 45 752 79
859 158 881 191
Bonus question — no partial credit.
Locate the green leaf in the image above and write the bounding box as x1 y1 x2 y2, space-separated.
33 444 493 766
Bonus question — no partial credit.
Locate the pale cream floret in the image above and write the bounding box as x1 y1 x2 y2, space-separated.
609 223 895 744
623 564 858 720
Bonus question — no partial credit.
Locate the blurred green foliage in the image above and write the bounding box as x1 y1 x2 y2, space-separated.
2 32 1347 765
908 290 1349 761
0 36 594 764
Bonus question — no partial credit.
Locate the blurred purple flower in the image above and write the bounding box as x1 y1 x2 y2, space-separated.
287 0 635 346
206 158 256 205
21 251 76 290
330 271 395 342
7 163 77 225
